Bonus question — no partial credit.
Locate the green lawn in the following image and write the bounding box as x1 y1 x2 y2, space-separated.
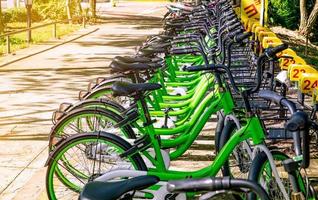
0 22 81 56
289 44 318 67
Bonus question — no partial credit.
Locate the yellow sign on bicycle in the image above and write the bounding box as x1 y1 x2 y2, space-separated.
276 49 297 58
280 56 307 70
262 37 282 49
257 31 276 44
299 72 318 94
288 64 317 81
241 0 268 26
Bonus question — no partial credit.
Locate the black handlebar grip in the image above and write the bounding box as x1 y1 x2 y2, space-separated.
167 177 231 192
285 111 310 168
265 43 288 58
234 32 252 43
183 65 210 72
286 112 308 131
228 21 242 32
170 48 196 55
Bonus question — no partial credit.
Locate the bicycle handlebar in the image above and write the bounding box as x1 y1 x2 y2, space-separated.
258 90 297 114
265 43 288 58
258 90 310 168
183 64 227 72
234 32 252 43
182 44 288 95
170 46 198 55
167 177 270 200
287 111 310 168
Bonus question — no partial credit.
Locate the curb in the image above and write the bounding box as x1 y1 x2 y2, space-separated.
0 27 100 68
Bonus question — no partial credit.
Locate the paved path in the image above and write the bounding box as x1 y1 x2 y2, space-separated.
0 2 168 199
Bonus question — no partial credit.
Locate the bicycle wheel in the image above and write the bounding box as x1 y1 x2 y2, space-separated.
214 111 225 153
46 131 147 200
218 120 251 179
84 85 132 107
69 98 125 116
248 150 314 200
49 108 136 150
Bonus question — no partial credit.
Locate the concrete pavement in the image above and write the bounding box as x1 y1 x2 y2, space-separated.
1 2 318 200
0 2 167 199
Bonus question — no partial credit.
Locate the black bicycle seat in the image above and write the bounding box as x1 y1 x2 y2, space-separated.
112 81 162 97
139 46 167 56
113 56 152 63
110 60 161 73
79 175 159 200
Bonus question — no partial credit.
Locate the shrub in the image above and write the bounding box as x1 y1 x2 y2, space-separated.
3 7 42 23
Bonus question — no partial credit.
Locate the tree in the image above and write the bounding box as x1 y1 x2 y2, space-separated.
299 0 318 35
89 0 96 18
66 0 72 24
0 0 4 33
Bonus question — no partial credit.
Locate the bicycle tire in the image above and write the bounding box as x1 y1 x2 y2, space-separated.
46 131 147 200
49 107 136 150
218 120 251 179
248 150 313 200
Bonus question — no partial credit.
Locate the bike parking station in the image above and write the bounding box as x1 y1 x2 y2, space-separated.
1 0 318 200
43 0 318 199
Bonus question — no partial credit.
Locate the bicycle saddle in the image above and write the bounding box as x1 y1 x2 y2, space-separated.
139 46 167 56
79 175 159 200
113 56 152 63
112 81 162 97
110 60 161 73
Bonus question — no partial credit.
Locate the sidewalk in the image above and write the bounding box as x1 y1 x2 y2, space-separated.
0 2 167 199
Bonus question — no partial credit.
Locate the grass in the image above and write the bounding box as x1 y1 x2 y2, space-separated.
0 22 81 56
271 27 318 67
289 44 318 67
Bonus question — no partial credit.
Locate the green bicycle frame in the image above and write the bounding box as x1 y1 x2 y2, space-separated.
143 116 265 180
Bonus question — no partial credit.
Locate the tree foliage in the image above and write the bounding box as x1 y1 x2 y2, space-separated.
2 0 83 27
268 0 318 41
33 0 81 21
268 0 300 30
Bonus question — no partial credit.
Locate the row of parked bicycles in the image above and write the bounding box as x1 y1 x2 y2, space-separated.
44 0 318 199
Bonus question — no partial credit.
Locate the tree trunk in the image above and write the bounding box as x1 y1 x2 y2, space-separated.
300 0 318 35
0 0 4 33
89 0 96 18
77 0 83 15
299 0 308 30
66 0 72 24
